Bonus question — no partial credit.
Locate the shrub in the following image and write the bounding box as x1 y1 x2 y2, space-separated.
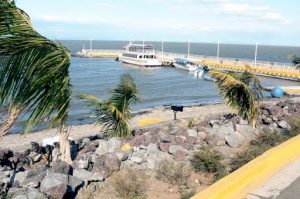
111 169 147 199
230 145 267 171
178 186 196 199
156 160 191 186
288 117 300 137
250 129 287 148
187 119 195 129
191 146 224 173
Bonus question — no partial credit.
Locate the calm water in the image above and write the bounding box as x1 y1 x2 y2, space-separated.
11 41 300 132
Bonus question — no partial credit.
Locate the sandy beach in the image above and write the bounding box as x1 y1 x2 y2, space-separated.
1 97 299 151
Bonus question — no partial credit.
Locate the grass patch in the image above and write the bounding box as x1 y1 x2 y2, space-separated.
111 169 147 199
156 160 191 186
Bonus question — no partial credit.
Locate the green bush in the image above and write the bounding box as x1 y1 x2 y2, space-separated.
250 129 287 148
287 117 300 137
111 169 147 199
230 146 267 171
187 119 195 129
191 146 224 173
178 186 196 199
156 160 191 186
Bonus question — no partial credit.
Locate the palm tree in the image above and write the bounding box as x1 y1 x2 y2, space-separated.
78 74 141 137
210 66 263 127
0 1 72 162
290 55 300 69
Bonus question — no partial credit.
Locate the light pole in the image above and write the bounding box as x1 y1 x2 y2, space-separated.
187 40 191 58
217 41 220 64
254 42 259 70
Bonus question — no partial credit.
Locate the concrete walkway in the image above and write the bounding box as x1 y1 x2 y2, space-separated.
247 157 300 199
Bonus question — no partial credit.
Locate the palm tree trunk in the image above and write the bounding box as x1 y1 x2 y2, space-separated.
59 126 72 164
0 107 21 137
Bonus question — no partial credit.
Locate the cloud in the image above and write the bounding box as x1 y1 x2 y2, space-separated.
221 3 291 24
33 15 108 25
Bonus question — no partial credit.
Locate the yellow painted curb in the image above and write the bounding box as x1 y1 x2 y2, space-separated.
192 134 300 199
138 118 162 126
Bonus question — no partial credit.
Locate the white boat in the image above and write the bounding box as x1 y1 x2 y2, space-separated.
119 42 162 67
173 58 198 71
194 68 204 78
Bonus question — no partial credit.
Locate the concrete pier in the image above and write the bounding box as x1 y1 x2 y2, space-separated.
74 49 300 81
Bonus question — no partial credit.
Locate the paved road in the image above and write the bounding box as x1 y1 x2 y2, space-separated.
277 176 300 199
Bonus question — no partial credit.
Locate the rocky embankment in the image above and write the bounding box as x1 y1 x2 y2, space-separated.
0 99 299 199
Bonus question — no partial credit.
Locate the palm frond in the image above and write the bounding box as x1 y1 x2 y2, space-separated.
289 55 300 69
210 70 257 125
0 0 71 134
78 74 140 137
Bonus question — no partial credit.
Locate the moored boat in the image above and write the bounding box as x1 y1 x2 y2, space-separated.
173 58 198 71
119 42 162 67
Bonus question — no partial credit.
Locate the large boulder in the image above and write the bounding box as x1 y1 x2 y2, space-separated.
74 152 92 169
40 173 68 199
8 188 47 199
225 132 245 148
93 153 121 172
49 161 72 175
73 168 104 185
95 138 121 156
168 145 188 155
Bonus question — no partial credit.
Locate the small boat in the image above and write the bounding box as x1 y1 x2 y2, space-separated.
194 68 204 78
119 42 162 67
202 72 216 82
173 58 198 72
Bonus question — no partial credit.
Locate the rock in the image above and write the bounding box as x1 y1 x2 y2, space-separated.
198 131 206 140
114 151 128 161
8 188 47 199
209 120 220 128
95 140 109 156
175 136 185 145
277 120 290 129
30 142 40 153
147 143 160 156
108 137 122 152
74 153 91 169
168 145 187 155
92 165 111 178
73 168 104 184
20 166 48 188
159 132 171 143
80 138 91 148
187 129 198 137
78 144 97 156
68 175 84 193
174 150 187 161
225 132 245 148
96 153 121 171
29 152 41 163
40 173 68 199
131 156 143 164
159 143 170 152
262 117 273 125
49 161 72 175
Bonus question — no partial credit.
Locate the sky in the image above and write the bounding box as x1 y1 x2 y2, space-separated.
16 0 300 46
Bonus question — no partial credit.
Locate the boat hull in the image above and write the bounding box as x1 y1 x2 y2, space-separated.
119 56 162 67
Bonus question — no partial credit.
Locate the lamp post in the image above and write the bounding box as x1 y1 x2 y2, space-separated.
254 42 259 70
